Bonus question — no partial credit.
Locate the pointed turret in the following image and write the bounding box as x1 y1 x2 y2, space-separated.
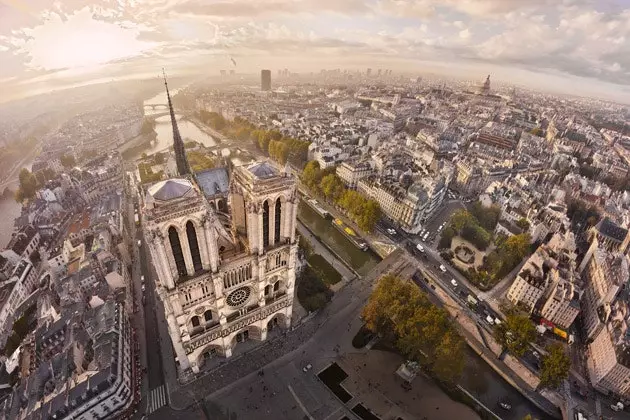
163 69 190 176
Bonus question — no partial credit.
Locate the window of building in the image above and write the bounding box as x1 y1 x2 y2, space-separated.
191 316 200 327
204 310 212 322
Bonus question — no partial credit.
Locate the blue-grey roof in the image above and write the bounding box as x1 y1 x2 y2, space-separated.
196 167 229 197
148 178 193 201
597 217 628 243
247 162 277 179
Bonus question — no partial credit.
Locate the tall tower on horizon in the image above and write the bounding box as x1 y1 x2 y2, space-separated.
261 69 271 91
163 69 190 176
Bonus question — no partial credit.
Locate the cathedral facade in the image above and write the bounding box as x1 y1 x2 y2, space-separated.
142 163 298 373
141 73 297 374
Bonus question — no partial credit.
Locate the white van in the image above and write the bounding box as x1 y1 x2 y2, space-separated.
416 244 425 253
439 265 447 273
485 315 495 325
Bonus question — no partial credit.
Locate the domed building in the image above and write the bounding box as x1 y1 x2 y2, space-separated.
141 75 298 375
476 75 491 95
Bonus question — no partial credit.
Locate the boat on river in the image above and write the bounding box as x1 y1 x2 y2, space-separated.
332 218 368 251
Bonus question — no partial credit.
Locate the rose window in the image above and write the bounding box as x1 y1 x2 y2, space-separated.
226 287 251 307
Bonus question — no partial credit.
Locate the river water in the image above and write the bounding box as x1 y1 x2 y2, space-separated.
124 89 217 161
0 156 34 247
297 200 379 276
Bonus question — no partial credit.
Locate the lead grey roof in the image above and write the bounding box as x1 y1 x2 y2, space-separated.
247 162 277 179
148 179 193 201
196 168 229 196
597 217 628 243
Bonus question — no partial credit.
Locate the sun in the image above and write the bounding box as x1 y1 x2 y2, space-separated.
23 7 153 70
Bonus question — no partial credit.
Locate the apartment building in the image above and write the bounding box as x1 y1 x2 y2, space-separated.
336 160 373 189
581 248 627 341
587 295 630 399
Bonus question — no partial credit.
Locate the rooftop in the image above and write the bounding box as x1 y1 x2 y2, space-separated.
148 178 194 201
196 167 229 197
596 217 628 243
246 161 278 179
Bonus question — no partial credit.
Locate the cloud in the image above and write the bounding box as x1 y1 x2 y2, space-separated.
2 0 630 102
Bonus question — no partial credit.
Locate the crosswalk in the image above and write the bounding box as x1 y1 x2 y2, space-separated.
146 385 167 414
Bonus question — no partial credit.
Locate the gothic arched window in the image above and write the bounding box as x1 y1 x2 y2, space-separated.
168 227 187 277
186 221 203 273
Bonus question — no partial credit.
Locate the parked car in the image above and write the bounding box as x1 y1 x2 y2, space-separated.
486 315 495 325
611 402 624 412
140 275 145 284
439 265 447 273
450 279 458 287
387 228 396 235
416 244 425 253
302 363 312 372
498 401 511 410
137 239 141 247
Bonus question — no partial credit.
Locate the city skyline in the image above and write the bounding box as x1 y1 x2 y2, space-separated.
2 0 630 103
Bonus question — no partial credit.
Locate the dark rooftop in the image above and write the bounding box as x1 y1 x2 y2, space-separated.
597 217 628 243
196 167 229 197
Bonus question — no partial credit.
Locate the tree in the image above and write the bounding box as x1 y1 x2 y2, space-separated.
494 313 536 357
516 218 530 231
297 266 333 312
529 127 543 137
320 174 344 202
539 343 571 389
60 154 76 168
438 227 456 249
450 209 474 232
301 161 322 190
16 168 37 202
356 199 380 233
470 202 501 231
363 275 464 383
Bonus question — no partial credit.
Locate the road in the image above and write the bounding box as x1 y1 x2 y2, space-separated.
124 179 170 419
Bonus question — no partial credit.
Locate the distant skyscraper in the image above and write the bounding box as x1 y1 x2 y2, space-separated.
278 69 282 77
220 70 226 76
261 69 272 91
229 69 235 75
367 68 372 76
162 69 190 176
377 69 382 76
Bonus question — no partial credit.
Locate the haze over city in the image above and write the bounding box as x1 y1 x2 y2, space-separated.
2 0 630 102
1 1 630 420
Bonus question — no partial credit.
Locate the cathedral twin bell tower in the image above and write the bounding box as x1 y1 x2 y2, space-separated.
142 72 299 374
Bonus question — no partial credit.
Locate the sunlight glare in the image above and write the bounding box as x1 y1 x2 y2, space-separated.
24 7 153 70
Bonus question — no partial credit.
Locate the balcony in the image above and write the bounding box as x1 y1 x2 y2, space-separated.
184 294 291 353
265 291 287 305
189 321 220 338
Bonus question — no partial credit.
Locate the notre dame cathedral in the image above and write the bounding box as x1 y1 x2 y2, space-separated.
141 75 297 374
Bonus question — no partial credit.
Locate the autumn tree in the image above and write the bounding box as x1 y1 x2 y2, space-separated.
363 275 465 383
301 161 322 191
494 313 536 357
539 343 571 389
320 174 344 202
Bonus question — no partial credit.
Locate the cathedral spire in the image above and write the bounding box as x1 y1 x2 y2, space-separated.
163 68 190 176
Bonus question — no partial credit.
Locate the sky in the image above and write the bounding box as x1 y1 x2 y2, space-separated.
2 0 630 103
